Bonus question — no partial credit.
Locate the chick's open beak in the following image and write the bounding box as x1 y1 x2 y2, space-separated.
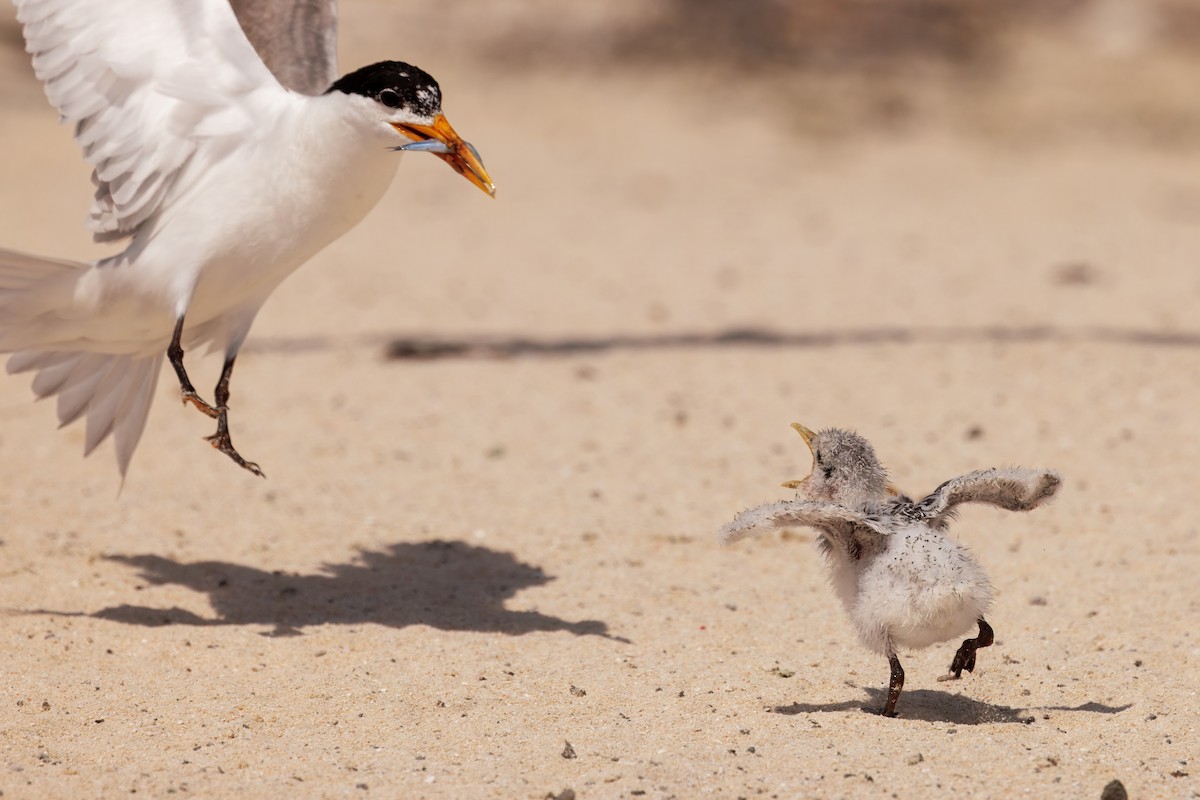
392 114 495 197
791 423 817 449
780 422 818 490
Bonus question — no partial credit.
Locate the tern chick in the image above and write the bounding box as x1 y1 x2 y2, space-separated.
720 424 1060 717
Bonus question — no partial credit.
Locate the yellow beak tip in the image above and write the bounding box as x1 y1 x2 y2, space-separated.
790 423 816 448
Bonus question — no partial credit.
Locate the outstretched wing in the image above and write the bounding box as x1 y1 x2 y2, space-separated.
913 468 1061 527
15 0 284 242
719 499 893 559
229 0 338 95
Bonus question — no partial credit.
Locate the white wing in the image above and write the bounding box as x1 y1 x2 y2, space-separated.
15 0 284 242
230 0 338 95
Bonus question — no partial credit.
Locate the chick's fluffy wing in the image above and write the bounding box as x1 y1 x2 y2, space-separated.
718 500 891 547
915 467 1061 527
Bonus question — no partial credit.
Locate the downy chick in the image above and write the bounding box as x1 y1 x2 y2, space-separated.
720 424 1060 717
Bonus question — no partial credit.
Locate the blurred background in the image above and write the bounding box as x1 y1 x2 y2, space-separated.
9 0 1197 139
308 0 1200 145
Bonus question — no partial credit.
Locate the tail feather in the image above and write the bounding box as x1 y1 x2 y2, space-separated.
0 248 80 290
0 247 82 326
2 248 165 475
27 351 80 396
113 353 162 472
53 355 110 427
8 349 163 476
58 383 97 429
83 357 128 456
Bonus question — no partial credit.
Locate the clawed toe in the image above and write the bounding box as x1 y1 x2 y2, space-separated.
948 648 977 678
181 390 220 419
205 422 264 479
206 427 264 477
204 409 265 477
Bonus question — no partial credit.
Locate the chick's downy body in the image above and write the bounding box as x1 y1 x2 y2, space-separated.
838 517 992 654
721 424 1060 717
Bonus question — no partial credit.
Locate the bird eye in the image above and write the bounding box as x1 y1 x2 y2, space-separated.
823 467 834 479
378 89 403 109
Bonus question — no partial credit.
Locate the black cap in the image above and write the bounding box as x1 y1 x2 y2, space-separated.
325 61 441 117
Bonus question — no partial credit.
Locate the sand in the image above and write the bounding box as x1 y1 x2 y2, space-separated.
1 2 1198 798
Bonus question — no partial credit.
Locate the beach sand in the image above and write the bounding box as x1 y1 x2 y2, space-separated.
1 2 1198 797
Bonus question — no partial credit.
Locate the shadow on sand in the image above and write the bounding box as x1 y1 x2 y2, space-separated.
381 325 1200 360
56 539 619 640
774 688 1132 725
245 324 1200 360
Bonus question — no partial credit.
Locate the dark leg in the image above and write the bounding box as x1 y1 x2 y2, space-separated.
203 354 264 478
948 617 994 678
167 317 219 418
882 654 904 717
166 320 264 477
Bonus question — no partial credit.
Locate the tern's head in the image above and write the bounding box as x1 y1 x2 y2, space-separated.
782 424 893 506
326 61 495 197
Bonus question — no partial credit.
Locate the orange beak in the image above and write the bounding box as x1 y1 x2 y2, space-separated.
391 114 495 197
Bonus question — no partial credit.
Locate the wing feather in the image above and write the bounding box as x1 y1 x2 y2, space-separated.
230 0 339 95
14 0 284 242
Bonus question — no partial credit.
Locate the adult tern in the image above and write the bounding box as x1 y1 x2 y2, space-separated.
1 0 494 477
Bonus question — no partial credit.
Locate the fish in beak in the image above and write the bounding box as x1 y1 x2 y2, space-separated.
391 114 495 197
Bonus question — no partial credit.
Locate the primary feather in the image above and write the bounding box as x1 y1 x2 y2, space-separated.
16 0 281 242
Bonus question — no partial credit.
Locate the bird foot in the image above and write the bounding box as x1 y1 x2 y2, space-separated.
181 390 221 419
943 619 993 679
947 645 978 678
205 410 264 477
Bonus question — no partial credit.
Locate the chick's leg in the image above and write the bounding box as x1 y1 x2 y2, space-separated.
947 617 994 678
882 653 904 717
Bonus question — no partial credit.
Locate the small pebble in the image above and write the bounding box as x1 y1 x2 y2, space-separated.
1100 779 1128 800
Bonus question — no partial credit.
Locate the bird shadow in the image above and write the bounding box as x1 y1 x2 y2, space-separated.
36 539 621 640
774 688 1132 725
